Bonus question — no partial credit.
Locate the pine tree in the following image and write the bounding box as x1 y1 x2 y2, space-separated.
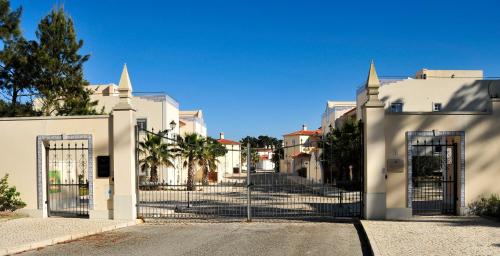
0 0 21 40
0 0 35 116
34 7 98 116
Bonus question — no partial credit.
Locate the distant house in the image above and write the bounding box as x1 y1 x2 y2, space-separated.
179 110 207 137
255 148 275 171
321 101 356 133
216 132 241 182
280 125 322 181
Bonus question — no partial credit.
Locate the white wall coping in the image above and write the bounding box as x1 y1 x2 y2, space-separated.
0 115 110 121
386 111 491 116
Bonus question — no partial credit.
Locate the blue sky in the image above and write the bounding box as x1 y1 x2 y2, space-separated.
12 0 500 139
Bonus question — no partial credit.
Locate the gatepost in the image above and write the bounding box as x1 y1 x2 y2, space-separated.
362 61 387 219
112 64 137 220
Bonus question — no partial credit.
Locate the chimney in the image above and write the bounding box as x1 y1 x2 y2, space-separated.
220 132 225 140
302 124 308 131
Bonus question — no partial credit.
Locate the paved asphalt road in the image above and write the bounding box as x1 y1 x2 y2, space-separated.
21 222 368 256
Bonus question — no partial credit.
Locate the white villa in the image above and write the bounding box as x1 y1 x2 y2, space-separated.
216 132 241 182
88 65 207 185
179 110 207 137
321 101 355 133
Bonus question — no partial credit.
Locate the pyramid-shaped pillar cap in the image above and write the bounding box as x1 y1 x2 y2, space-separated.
118 64 133 95
364 60 384 107
366 60 381 88
113 64 135 111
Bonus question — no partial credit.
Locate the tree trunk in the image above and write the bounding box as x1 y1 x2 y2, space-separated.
149 165 158 183
10 88 18 117
186 160 195 191
202 166 209 185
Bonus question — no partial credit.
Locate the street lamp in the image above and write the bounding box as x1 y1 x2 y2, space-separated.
164 120 177 137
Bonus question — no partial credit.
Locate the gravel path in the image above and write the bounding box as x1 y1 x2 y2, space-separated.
0 217 133 254
362 216 500 256
20 222 366 256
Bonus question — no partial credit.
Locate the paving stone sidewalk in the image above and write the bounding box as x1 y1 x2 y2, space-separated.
0 217 138 255
362 216 500 256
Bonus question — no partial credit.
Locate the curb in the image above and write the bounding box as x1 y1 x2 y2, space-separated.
359 220 382 256
1 219 143 256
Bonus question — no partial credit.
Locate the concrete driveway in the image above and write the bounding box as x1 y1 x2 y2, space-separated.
21 221 368 256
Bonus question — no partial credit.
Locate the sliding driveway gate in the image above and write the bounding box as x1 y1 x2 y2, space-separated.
136 129 363 221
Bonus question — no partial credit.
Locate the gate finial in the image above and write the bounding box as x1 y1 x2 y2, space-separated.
364 60 384 107
114 64 135 110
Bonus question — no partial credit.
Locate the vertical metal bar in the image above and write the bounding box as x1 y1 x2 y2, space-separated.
135 125 140 217
46 144 51 217
246 143 252 222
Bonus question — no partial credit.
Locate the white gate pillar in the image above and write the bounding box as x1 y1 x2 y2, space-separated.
362 61 387 219
112 64 137 220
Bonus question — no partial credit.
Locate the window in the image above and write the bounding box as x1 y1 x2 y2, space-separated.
137 118 147 131
433 103 442 112
292 139 296 145
390 103 403 113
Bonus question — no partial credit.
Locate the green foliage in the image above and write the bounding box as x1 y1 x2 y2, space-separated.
272 147 283 171
0 174 26 212
0 0 38 117
0 2 99 116
174 134 227 188
468 194 500 219
199 137 227 185
0 0 21 41
240 135 282 170
321 119 362 182
240 135 281 149
138 131 175 183
33 7 97 116
241 147 259 167
175 133 206 190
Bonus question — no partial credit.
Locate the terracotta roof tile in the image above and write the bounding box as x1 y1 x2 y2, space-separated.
283 129 321 137
217 139 240 145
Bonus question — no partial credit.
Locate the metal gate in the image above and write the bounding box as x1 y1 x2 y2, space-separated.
136 127 363 221
411 137 458 215
46 141 89 217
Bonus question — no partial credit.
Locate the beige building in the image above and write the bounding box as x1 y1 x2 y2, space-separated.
179 110 207 137
216 133 241 182
357 62 500 219
321 101 356 133
356 68 498 118
88 66 185 184
280 125 322 179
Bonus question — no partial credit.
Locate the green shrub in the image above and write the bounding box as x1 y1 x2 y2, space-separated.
468 194 500 219
0 174 26 212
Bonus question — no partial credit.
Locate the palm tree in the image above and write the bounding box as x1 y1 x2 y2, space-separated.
200 138 227 185
176 133 205 191
138 132 175 183
242 147 260 171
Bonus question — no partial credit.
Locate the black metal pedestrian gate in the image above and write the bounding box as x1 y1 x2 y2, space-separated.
135 128 363 221
411 137 458 215
46 141 89 217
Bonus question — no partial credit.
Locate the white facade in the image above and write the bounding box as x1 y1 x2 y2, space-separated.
179 110 207 137
216 133 242 182
355 69 500 118
321 101 356 133
256 148 275 171
86 67 207 186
